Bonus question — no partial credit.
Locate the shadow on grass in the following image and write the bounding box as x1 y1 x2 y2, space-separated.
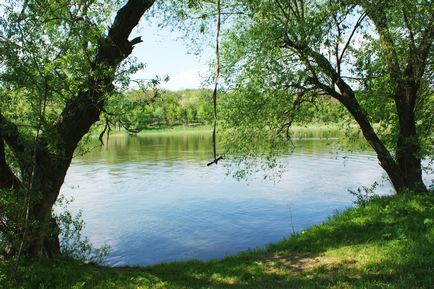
2 194 433 288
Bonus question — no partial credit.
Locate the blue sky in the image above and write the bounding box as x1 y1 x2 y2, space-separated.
129 20 213 91
0 1 212 91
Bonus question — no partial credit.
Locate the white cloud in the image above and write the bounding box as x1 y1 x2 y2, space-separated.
162 68 210 91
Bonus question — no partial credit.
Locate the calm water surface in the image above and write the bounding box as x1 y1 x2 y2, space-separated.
60 129 431 266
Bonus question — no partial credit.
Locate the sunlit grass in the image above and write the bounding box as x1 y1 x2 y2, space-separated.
1 193 433 288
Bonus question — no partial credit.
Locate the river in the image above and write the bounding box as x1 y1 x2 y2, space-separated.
60 128 431 266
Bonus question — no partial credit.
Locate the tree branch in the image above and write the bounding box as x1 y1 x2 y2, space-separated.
285 39 354 98
338 12 367 68
0 113 27 159
0 132 21 189
55 0 155 156
283 37 401 183
361 2 402 87
412 10 434 81
402 7 416 51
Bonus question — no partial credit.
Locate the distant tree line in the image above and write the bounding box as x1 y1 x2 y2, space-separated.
107 89 215 131
107 88 348 132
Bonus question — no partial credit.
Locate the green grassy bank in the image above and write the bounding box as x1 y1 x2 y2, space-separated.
101 123 346 137
1 193 433 288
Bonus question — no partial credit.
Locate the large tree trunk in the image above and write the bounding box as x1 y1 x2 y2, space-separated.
0 0 155 261
291 41 429 194
358 1 432 193
22 0 155 261
22 148 71 259
393 85 427 193
337 95 404 192
338 90 427 194
318 86 427 194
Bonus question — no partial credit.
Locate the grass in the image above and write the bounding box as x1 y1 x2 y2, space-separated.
136 125 214 135
102 125 213 137
1 193 433 288
98 123 346 137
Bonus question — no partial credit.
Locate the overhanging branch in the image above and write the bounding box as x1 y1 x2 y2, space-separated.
0 132 21 189
55 0 155 155
0 113 27 160
361 2 402 87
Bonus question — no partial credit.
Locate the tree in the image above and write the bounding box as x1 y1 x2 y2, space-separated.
169 0 433 193
109 89 215 129
0 0 155 260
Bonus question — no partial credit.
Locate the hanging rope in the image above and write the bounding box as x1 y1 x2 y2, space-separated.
207 0 223 166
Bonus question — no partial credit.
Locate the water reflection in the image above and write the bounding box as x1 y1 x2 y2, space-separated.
61 129 430 266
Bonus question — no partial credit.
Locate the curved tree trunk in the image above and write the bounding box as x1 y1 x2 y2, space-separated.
339 94 427 194
393 85 427 193
332 79 427 194
338 96 407 192
359 0 432 193
22 150 70 259
285 27 430 195
0 0 155 261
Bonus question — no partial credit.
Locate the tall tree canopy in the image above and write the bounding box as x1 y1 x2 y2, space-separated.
168 0 433 193
0 0 155 260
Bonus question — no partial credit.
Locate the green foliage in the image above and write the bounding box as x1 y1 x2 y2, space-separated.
160 0 433 183
0 0 142 161
1 0 118 121
2 193 433 288
0 0 147 256
54 196 110 264
105 89 216 131
348 181 381 206
0 189 26 253
0 192 109 265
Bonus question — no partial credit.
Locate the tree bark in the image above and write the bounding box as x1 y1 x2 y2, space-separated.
329 91 427 193
22 144 69 259
0 134 20 189
286 38 429 194
0 0 155 261
359 0 432 193
333 83 428 194
393 87 427 193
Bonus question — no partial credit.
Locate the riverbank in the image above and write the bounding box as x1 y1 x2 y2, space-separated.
2 193 433 288
101 123 347 137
